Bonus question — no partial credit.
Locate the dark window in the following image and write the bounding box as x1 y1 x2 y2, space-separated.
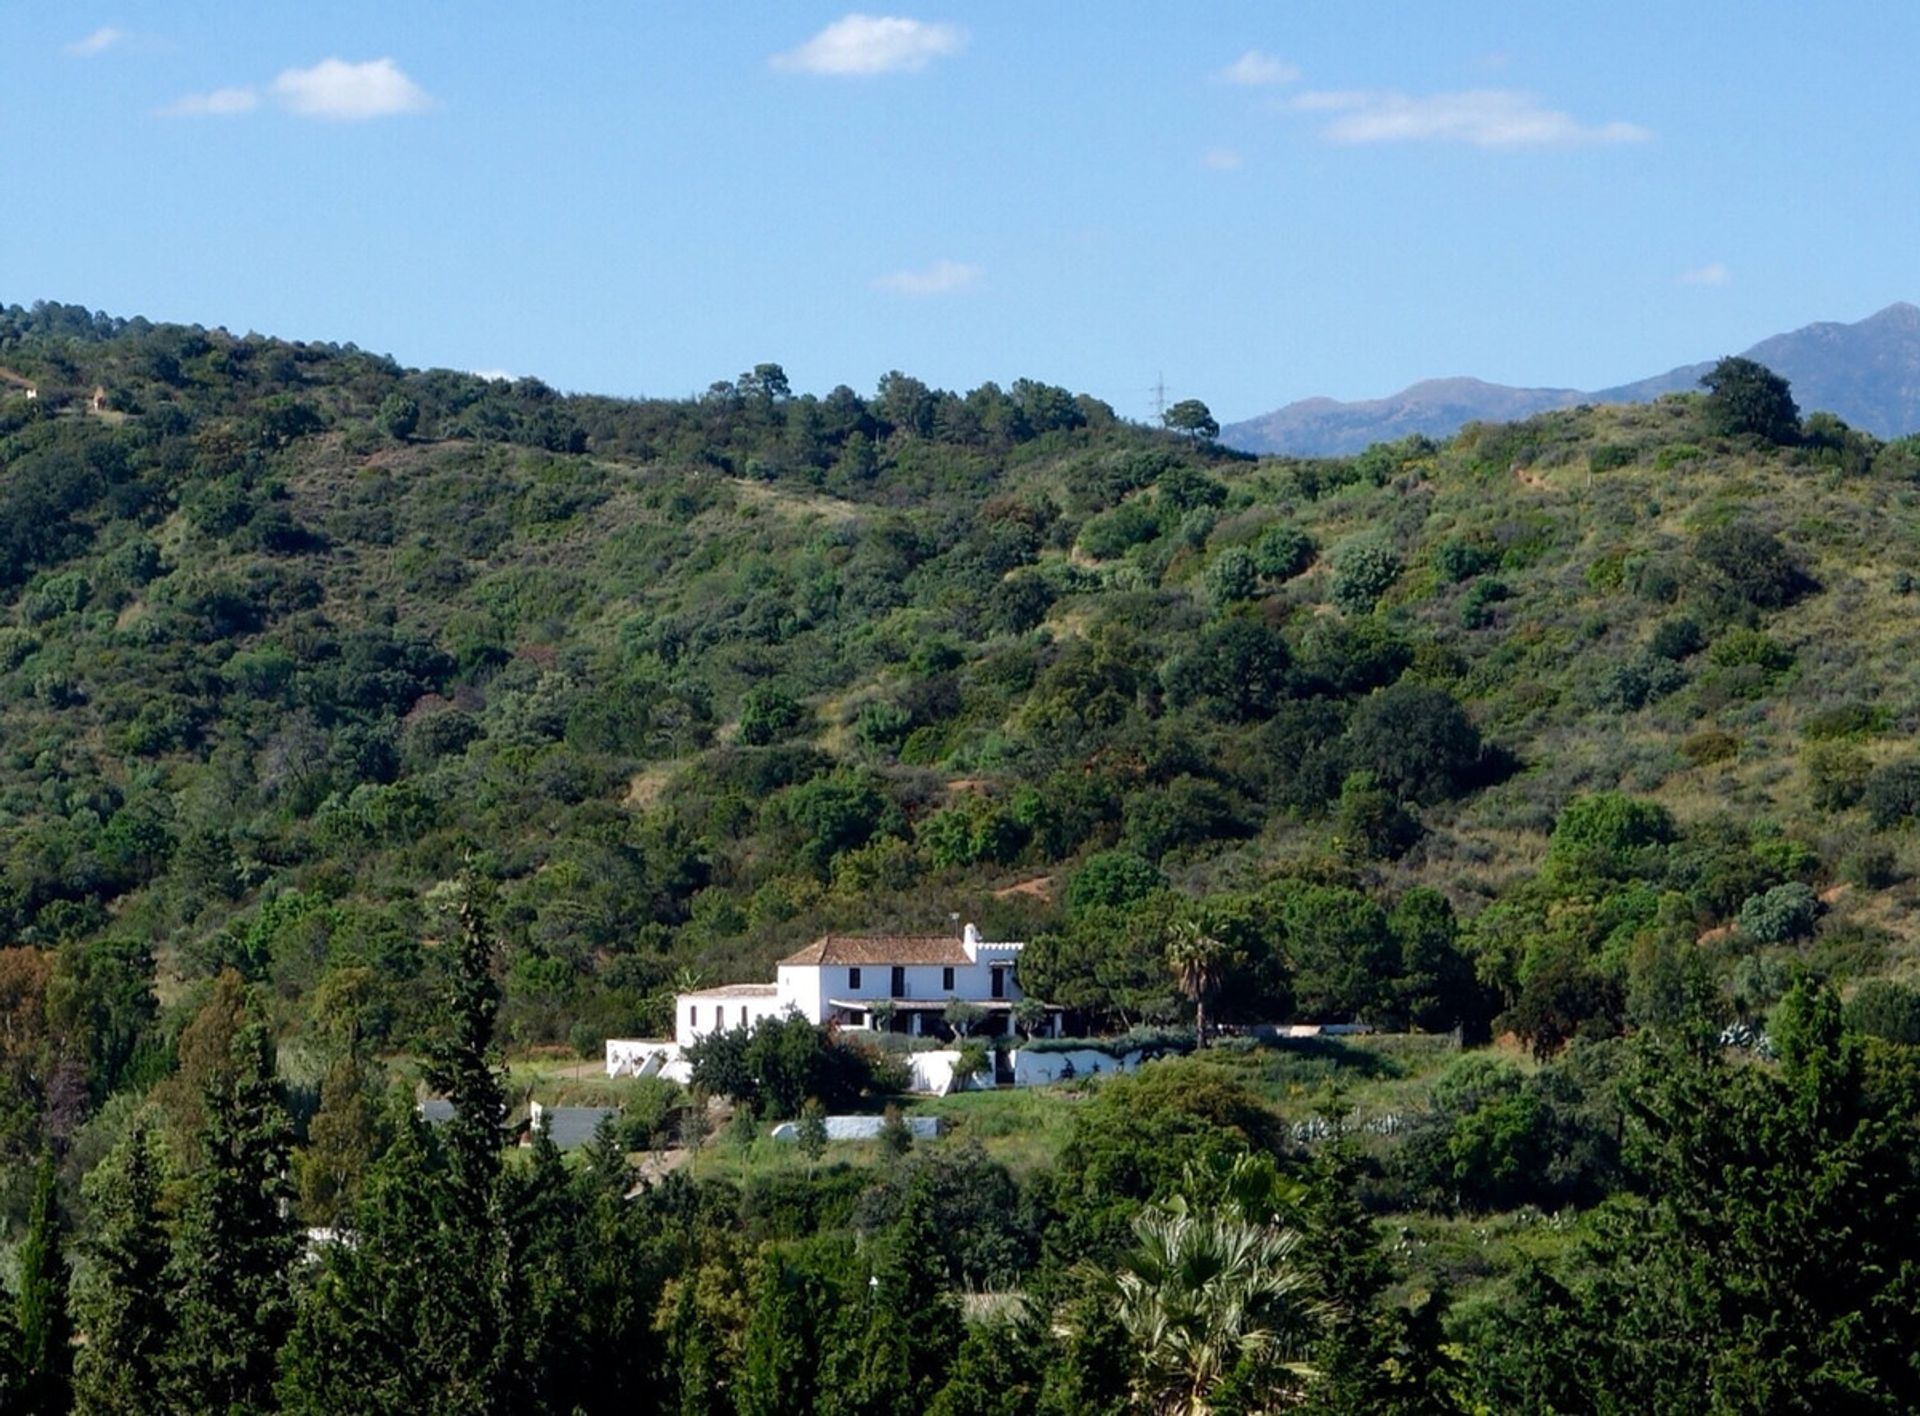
891 966 906 998
849 967 862 989
690 1005 698 1027
943 967 955 991
991 966 1007 1000
740 1006 749 1026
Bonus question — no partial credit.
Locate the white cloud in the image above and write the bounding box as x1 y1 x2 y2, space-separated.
270 57 432 120
773 15 967 75
1202 147 1243 171
65 26 126 58
470 369 516 383
1679 262 1731 287
1221 50 1298 86
158 86 259 117
1293 88 1651 148
873 259 981 297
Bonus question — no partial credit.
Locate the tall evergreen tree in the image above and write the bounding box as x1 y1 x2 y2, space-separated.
565 1121 669 1412
279 1109 462 1416
284 877 516 1416
13 1150 71 1414
1564 982 1920 1410
501 1122 587 1415
418 875 512 1412
1298 1140 1465 1415
826 1177 961 1416
737 1252 841 1416
162 1014 298 1416
71 1121 171 1416
295 1050 381 1226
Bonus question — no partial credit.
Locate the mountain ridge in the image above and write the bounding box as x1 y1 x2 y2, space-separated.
1225 302 1920 455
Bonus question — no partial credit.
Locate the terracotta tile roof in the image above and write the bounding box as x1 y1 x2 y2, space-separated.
679 984 779 1000
779 934 972 967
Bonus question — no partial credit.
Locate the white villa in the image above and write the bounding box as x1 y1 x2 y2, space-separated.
676 922 1052 1047
607 922 1057 1078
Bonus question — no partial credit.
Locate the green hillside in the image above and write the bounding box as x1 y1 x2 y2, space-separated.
3 303 1919 1064
6 303 1920 1411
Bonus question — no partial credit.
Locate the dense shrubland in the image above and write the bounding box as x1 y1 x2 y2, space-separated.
4 303 1920 1409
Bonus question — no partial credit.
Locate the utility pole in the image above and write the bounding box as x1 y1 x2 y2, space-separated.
1149 373 1169 421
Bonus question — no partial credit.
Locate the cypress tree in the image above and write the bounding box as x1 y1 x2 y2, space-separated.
830 1177 960 1416
737 1256 831 1416
1299 1139 1465 1415
14 1150 72 1414
162 1016 298 1416
418 876 511 1412
284 876 517 1416
502 1121 587 1414
71 1121 171 1416
295 1050 380 1226
278 1108 452 1416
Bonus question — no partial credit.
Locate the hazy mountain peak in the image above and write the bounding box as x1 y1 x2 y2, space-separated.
1225 304 1920 456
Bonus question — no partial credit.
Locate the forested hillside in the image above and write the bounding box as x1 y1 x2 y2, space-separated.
4 302 1920 1412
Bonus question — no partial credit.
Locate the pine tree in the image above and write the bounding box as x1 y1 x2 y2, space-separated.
296 1050 380 1225
14 1151 72 1414
661 1279 728 1416
737 1256 831 1416
417 876 512 1412
422 879 508 1240
162 1016 298 1416
1299 1139 1466 1415
830 1177 960 1415
501 1122 587 1413
277 1108 449 1416
71 1121 171 1416
284 877 515 1416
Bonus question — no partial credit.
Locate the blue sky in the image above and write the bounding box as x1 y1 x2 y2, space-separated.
7 4 1919 422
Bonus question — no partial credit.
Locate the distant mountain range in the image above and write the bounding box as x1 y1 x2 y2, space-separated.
1222 302 1920 456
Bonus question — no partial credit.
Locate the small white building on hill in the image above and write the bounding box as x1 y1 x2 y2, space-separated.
675 922 1048 1048
609 922 1056 1074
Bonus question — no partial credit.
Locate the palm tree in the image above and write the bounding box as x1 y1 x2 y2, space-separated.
1166 917 1228 1048
1098 1201 1325 1414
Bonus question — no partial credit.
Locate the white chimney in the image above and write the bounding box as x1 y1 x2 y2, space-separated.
963 922 980 957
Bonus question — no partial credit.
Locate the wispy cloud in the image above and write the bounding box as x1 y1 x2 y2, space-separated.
65 25 127 57
1679 262 1731 287
1202 147 1243 171
1292 88 1650 148
1221 50 1298 86
773 15 967 75
270 58 432 120
162 56 432 121
873 259 981 297
159 86 259 117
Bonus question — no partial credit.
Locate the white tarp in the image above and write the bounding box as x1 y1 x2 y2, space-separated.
769 1115 944 1142
605 1039 690 1083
